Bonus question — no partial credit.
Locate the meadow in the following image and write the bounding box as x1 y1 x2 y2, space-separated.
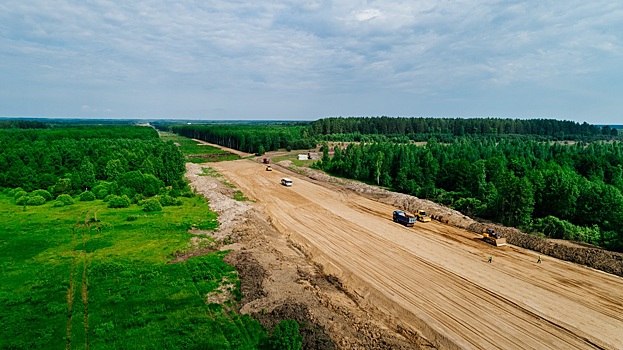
0 192 264 349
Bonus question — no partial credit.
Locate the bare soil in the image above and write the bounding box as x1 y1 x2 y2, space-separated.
191 139 255 158
185 163 429 350
204 159 623 350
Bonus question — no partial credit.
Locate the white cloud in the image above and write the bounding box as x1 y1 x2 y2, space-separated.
0 1 622 122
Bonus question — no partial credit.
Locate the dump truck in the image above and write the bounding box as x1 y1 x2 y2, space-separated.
415 210 431 222
281 178 293 187
482 228 506 246
393 210 416 227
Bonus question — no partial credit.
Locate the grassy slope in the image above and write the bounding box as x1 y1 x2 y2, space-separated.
0 194 263 349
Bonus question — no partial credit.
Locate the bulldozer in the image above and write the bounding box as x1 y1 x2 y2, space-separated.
415 210 431 222
482 228 506 246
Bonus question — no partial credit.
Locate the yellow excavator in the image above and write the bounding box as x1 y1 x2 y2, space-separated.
483 228 506 246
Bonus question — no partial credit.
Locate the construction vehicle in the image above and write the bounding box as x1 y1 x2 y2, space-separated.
262 158 270 164
393 210 416 227
415 210 431 222
281 178 293 187
482 228 506 246
266 165 272 171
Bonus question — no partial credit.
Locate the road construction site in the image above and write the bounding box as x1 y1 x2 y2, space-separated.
210 159 623 349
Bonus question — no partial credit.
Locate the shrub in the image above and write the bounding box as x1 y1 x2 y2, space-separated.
56 194 75 206
158 195 182 206
80 191 96 202
92 183 109 197
126 215 139 221
9 187 24 196
53 200 65 207
142 198 163 212
27 195 47 206
15 195 29 206
13 190 27 200
96 189 109 199
31 189 52 201
107 195 131 208
132 194 143 204
268 320 302 350
180 190 194 198
103 194 113 202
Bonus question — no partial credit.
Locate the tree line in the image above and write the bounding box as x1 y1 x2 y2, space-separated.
315 137 623 251
158 123 316 154
155 117 621 156
0 126 186 201
310 117 620 140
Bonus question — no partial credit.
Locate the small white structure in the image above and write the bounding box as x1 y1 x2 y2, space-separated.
298 154 308 161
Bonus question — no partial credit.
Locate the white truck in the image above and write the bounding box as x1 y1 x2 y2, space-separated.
281 178 293 187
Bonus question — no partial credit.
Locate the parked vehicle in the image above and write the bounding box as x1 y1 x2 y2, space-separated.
393 210 416 227
281 178 293 186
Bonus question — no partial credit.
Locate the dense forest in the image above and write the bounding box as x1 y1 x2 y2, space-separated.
310 117 620 139
161 117 623 252
0 125 186 200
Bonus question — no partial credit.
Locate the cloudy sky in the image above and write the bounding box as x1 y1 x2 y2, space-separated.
1 1 622 123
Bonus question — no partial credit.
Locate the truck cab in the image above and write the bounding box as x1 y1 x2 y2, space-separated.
281 178 293 187
393 210 416 227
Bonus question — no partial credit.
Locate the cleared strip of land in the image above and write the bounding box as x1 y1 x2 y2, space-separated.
212 159 623 350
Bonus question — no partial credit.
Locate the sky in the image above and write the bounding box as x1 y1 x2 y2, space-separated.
1 1 622 123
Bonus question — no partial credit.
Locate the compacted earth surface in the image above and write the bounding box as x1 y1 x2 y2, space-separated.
187 157 623 350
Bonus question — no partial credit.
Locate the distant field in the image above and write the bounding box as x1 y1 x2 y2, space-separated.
159 131 240 163
0 193 263 349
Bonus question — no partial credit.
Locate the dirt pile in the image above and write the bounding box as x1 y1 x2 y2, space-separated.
282 160 623 278
467 222 623 276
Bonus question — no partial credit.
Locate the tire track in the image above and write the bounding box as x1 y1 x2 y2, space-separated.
212 159 623 349
81 217 91 350
66 223 79 350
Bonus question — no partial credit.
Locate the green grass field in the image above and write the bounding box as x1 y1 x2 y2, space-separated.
0 192 264 349
269 153 315 168
159 131 240 163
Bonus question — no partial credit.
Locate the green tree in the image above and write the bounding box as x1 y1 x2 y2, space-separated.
105 159 124 181
374 151 384 185
497 173 535 227
79 157 96 190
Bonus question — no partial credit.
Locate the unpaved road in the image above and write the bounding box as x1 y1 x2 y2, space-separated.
211 159 623 350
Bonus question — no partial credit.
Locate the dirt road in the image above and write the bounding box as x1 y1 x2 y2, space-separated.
191 139 255 158
211 159 623 350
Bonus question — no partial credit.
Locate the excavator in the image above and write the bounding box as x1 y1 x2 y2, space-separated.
482 228 507 246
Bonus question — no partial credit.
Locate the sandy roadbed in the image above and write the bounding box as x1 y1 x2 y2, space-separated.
210 159 623 350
